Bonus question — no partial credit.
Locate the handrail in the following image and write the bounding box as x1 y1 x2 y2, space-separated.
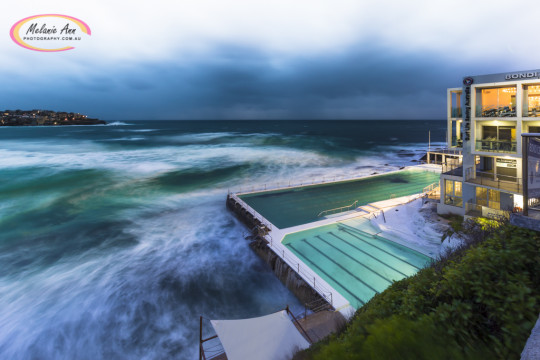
422 182 439 193
466 171 522 193
317 200 358 217
266 236 334 306
231 194 334 305
229 193 273 231
472 170 522 183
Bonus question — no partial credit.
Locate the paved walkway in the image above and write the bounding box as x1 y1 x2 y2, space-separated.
522 314 540 359
296 311 347 343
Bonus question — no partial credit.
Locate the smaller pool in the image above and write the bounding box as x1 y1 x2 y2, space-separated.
239 169 440 229
282 218 431 309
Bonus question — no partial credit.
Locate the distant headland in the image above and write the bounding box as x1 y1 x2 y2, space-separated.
0 110 106 126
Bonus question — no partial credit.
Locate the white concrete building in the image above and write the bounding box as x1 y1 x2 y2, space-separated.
438 69 540 218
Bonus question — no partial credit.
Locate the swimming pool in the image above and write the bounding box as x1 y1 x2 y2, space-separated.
282 218 431 309
239 169 440 229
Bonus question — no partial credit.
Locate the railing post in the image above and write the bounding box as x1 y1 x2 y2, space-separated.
199 316 203 360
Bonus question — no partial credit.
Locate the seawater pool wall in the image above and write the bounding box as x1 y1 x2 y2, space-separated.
226 194 329 310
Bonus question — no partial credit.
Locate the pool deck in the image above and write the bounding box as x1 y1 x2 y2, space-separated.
228 164 441 318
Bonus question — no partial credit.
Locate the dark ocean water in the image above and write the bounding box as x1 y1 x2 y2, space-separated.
0 120 445 359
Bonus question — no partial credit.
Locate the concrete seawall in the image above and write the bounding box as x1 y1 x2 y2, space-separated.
226 194 330 310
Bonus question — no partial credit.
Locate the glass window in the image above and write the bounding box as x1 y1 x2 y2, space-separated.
445 180 453 195
451 91 462 118
445 180 463 207
482 126 497 140
489 189 500 209
477 87 516 117
455 181 462 197
476 187 488 207
523 85 540 117
478 125 517 153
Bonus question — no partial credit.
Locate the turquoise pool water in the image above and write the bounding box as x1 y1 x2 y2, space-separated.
282 218 431 309
239 169 440 228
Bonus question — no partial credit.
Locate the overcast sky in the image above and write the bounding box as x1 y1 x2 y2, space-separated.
2 0 540 120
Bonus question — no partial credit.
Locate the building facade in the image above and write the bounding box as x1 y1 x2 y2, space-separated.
438 69 540 218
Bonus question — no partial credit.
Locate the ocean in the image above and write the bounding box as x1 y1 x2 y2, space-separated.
0 120 446 359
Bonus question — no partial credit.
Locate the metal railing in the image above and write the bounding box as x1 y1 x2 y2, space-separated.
228 164 433 195
318 200 358 217
266 234 334 307
465 171 522 193
442 162 463 176
451 136 463 148
444 196 463 207
229 193 273 231
523 107 540 117
423 182 439 193
475 139 517 153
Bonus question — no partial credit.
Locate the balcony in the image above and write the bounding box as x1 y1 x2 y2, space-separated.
442 162 463 176
465 171 522 194
475 139 516 153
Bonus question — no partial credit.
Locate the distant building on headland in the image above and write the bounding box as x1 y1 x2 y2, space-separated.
0 109 106 126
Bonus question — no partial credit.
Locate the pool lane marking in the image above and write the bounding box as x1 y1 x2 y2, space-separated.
314 235 393 285
300 239 379 295
325 232 408 278
288 242 365 306
337 227 422 270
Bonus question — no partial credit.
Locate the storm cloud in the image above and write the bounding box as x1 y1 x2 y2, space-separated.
2 0 539 120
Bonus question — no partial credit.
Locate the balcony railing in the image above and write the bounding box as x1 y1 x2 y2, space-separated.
442 162 463 176
451 107 462 118
465 171 522 193
451 136 463 148
465 202 509 220
444 196 463 207
523 107 540 117
476 105 516 118
475 139 517 153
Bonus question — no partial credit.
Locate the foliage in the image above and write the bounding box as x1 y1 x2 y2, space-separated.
295 222 540 360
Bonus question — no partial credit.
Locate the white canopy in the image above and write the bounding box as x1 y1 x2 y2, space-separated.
211 310 310 360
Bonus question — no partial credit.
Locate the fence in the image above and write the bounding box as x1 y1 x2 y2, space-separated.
265 233 334 307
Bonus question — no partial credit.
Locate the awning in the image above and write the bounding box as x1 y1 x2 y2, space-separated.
211 310 310 360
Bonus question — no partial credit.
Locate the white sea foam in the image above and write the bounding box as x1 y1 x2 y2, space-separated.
0 127 439 359
106 121 133 126
0 192 292 359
